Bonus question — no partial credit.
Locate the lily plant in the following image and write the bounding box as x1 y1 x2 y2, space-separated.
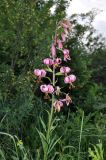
34 19 76 160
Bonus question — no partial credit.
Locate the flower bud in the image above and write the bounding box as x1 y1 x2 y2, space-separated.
57 39 63 49
61 33 66 42
51 43 56 56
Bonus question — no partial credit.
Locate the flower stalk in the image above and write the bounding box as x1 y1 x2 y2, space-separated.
44 29 56 160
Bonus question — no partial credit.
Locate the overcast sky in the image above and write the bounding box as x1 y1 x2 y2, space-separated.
66 0 106 37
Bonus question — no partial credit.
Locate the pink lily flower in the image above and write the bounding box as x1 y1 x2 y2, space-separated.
60 66 71 74
48 84 54 93
69 75 76 83
60 94 72 106
64 76 70 84
64 74 76 84
53 58 62 67
53 100 63 112
34 69 46 78
40 84 54 94
43 58 53 66
63 49 71 61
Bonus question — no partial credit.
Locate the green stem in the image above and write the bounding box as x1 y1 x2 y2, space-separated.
44 52 56 160
78 111 84 160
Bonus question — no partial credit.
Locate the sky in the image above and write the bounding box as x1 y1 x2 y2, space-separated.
66 0 106 37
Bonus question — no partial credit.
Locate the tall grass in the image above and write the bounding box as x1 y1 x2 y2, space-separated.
0 109 105 160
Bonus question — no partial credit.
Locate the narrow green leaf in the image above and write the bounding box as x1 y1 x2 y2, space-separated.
48 136 62 154
36 128 48 153
40 117 47 132
55 72 63 76
45 68 53 73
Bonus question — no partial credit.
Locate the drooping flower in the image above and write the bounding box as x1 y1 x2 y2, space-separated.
64 74 76 84
53 58 62 67
43 58 53 66
65 94 72 105
40 84 48 93
60 66 71 74
47 84 54 93
40 84 54 94
61 94 72 106
53 100 63 112
64 76 70 84
63 49 71 61
34 69 46 78
61 33 66 42
51 43 56 56
69 74 76 83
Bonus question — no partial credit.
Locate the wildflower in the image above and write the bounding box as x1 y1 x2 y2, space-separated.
64 74 76 84
63 49 71 61
60 66 71 75
53 100 63 112
34 69 46 79
48 84 54 93
61 94 72 106
64 76 70 84
40 84 54 94
43 58 53 66
53 58 62 67
17 140 23 146
65 94 72 105
69 74 76 83
51 43 56 56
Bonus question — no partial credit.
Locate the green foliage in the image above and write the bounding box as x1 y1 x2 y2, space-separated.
88 140 104 160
